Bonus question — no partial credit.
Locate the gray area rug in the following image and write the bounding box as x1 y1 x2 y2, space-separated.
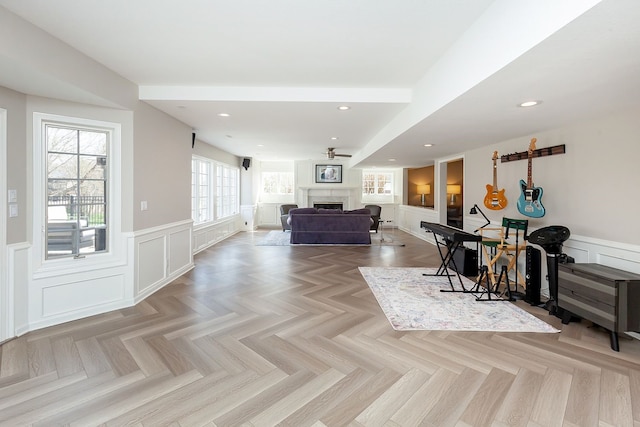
256 230 404 246
359 267 559 333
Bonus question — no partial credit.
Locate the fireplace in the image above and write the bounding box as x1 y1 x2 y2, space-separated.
300 187 358 210
314 202 343 210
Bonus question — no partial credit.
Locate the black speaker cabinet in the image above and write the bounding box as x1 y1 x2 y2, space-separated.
525 246 542 305
451 247 478 277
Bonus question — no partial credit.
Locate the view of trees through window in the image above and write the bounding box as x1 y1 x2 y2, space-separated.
362 171 393 195
216 164 239 219
261 172 294 194
192 157 239 225
192 158 211 224
46 125 108 259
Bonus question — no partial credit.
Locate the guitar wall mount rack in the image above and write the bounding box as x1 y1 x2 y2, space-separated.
500 144 565 163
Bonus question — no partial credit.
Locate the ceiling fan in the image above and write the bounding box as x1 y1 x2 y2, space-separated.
326 147 352 159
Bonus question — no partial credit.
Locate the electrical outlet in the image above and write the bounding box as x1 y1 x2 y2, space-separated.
141 201 148 211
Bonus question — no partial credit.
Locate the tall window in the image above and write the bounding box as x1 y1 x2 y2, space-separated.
192 158 211 224
216 164 239 219
363 170 393 196
46 124 108 259
261 172 294 195
192 156 239 224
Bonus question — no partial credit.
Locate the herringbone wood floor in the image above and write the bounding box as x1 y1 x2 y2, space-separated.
1 229 640 426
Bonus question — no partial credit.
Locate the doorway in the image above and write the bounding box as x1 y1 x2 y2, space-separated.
446 158 464 229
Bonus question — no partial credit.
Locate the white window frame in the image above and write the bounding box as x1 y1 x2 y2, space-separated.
362 169 394 203
216 163 239 219
33 113 122 275
192 156 213 225
261 171 294 196
192 156 239 225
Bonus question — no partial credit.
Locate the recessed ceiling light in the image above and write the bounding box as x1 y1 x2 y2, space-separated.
257 144 264 147
337 105 351 111
518 101 542 107
388 158 396 162
218 113 230 117
330 136 338 140
424 143 433 147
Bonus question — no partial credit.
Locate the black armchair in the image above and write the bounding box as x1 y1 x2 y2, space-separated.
280 204 298 231
364 204 382 232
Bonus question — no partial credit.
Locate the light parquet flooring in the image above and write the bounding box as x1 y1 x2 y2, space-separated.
1 228 640 426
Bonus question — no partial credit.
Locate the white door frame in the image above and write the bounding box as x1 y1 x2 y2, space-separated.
437 154 465 227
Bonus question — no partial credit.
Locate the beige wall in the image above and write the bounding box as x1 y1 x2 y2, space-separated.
463 107 640 245
133 103 193 230
0 86 27 244
193 138 241 167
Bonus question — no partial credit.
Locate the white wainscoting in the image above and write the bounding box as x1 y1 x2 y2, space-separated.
398 205 440 242
8 219 198 336
257 203 280 227
42 273 126 317
240 204 257 231
192 215 241 254
134 220 194 300
6 243 29 337
398 205 640 298
25 247 132 333
563 236 640 274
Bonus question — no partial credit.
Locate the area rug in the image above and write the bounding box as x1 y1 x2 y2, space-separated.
256 230 404 246
358 267 559 333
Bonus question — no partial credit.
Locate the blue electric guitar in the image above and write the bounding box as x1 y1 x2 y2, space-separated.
517 138 545 218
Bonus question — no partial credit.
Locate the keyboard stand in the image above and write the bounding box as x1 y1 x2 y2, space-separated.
422 233 467 292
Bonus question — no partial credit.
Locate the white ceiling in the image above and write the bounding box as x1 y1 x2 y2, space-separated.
1 0 639 167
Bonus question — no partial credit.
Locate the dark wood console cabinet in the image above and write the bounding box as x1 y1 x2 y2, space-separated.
558 263 640 351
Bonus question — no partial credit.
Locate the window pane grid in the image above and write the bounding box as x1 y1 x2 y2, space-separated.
362 171 393 197
193 157 238 224
46 124 108 259
261 172 294 195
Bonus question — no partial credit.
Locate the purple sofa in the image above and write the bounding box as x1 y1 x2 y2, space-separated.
287 207 372 244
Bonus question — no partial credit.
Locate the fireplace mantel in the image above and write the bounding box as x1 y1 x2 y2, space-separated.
298 187 359 210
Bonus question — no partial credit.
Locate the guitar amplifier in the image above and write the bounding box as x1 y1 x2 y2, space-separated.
451 247 478 277
525 246 542 305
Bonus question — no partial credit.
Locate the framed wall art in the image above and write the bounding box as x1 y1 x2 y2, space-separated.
315 164 342 183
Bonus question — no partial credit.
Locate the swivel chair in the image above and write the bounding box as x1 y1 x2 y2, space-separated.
364 205 381 232
279 204 298 231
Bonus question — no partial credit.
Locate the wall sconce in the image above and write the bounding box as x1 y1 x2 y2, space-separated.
417 184 431 206
446 184 461 205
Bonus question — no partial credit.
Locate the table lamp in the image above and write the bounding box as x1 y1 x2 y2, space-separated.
417 184 431 206
447 184 461 205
